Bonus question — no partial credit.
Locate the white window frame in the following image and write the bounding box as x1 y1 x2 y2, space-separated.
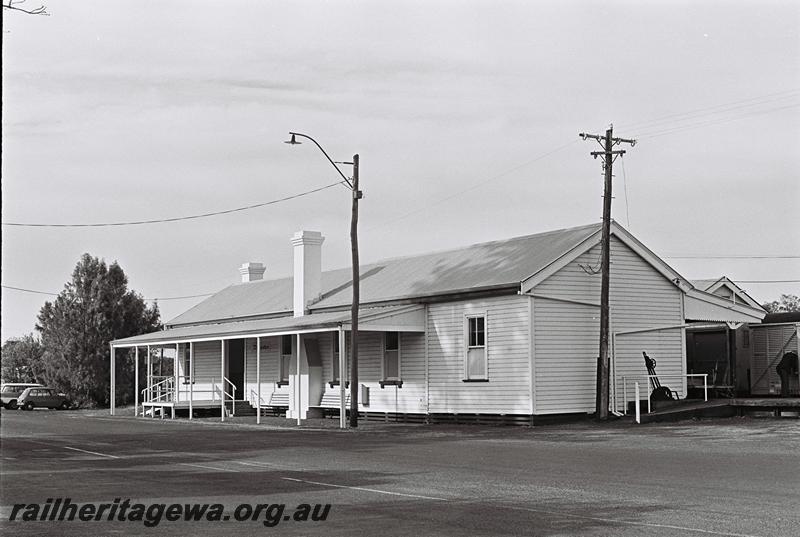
280 334 293 382
182 344 195 384
464 313 488 380
382 331 401 381
331 333 340 382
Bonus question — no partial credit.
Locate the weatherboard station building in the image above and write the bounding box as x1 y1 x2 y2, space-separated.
109 222 766 424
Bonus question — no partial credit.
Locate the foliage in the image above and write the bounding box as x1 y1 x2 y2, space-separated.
761 294 800 314
1 334 45 383
35 254 161 407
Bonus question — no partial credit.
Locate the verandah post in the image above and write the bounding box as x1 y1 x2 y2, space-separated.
110 344 115 416
339 326 346 429
189 342 194 420
221 340 226 422
296 333 301 426
256 337 261 425
134 347 139 417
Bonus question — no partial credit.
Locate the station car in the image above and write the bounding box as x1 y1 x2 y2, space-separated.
1 383 43 410
17 387 71 411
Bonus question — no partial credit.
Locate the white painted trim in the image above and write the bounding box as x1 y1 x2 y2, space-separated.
528 296 535 415
680 295 688 399
331 332 340 382
111 326 340 348
174 343 179 404
220 340 225 422
189 342 194 420
279 334 293 382
338 326 346 429
134 347 139 417
109 344 115 416
608 223 693 292
296 333 301 425
704 278 765 310
521 232 601 292
424 304 430 416
524 292 600 308
381 331 402 381
242 338 248 398
685 288 766 322
463 311 489 380
256 337 261 424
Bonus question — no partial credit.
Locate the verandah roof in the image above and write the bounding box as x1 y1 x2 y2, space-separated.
111 305 425 348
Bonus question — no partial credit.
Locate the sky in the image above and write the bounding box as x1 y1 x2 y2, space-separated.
2 0 799 341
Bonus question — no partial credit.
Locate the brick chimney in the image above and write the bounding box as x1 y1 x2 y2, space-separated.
239 262 266 283
291 231 324 317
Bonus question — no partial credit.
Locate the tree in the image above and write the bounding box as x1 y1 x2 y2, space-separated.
36 254 161 407
762 294 800 314
3 0 48 15
1 334 45 383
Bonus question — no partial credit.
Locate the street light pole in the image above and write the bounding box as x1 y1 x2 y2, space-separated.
285 132 362 427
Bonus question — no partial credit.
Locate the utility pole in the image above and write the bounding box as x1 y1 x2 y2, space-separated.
349 154 361 428
285 132 362 428
579 125 636 420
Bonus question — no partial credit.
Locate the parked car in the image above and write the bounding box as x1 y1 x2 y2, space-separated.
17 387 71 411
1 383 43 409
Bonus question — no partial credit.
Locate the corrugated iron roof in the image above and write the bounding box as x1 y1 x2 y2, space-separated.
168 222 601 326
114 305 419 346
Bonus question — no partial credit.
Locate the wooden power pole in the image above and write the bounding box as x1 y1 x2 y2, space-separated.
349 154 361 428
579 126 636 420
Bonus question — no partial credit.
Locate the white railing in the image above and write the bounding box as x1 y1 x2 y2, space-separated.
175 375 217 401
211 377 236 417
139 375 237 418
142 376 174 404
250 389 267 407
621 373 708 415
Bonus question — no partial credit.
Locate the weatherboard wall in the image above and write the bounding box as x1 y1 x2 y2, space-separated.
426 295 532 415
532 237 684 415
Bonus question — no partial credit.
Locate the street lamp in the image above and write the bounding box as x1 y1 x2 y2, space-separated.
285 131 362 428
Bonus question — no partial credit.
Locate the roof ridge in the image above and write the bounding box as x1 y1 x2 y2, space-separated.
321 221 602 271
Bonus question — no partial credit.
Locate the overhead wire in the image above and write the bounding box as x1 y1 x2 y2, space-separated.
618 88 799 132
633 102 800 140
619 155 631 230
1 181 343 228
364 139 580 232
1 285 213 301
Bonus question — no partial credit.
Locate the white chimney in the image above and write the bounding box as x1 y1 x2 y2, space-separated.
291 230 325 317
239 262 266 283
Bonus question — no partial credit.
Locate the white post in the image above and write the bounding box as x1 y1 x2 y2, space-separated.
174 343 179 405
189 342 193 420
623 378 627 416
134 347 139 417
110 344 115 416
634 382 641 424
296 333 301 426
647 377 651 414
339 327 346 429
704 373 708 402
147 345 152 407
221 340 226 422
256 337 261 425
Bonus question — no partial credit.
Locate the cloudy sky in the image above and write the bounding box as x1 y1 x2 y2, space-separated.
3 0 799 341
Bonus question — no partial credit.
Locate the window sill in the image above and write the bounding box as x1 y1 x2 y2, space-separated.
379 380 403 388
462 379 489 383
328 381 350 388
276 380 289 387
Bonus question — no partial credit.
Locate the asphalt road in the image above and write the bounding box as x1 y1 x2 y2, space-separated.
1 410 798 536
